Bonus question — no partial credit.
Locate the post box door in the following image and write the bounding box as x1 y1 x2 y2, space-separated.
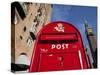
38 52 81 71
38 53 64 71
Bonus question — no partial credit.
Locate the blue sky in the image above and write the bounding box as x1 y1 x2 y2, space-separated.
51 4 97 48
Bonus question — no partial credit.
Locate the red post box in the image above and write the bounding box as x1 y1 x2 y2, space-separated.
29 21 89 72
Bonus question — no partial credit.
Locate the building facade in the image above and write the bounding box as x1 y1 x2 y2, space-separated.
11 2 52 71
84 20 97 68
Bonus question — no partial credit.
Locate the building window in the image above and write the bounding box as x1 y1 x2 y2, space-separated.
23 26 27 32
30 32 36 41
30 21 37 33
19 35 23 40
26 36 33 47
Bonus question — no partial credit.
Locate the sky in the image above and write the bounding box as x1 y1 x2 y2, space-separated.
51 4 97 48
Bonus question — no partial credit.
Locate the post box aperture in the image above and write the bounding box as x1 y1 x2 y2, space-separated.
40 33 78 42
29 21 89 72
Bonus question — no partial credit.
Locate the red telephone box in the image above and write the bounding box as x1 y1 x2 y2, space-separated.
29 21 89 72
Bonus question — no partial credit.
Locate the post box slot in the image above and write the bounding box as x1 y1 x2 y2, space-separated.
40 33 78 43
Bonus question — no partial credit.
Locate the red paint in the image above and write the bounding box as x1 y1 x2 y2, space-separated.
29 21 89 72
40 33 77 41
